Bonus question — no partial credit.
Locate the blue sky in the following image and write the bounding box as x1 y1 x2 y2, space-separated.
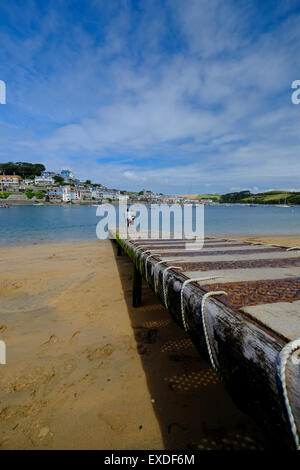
1 0 300 194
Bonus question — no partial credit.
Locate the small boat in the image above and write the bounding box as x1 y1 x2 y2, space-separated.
275 194 290 207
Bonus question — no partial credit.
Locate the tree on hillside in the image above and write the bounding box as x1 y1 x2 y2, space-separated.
220 191 252 203
54 175 64 185
0 162 45 178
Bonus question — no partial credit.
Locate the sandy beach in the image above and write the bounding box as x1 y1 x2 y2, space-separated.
233 234 300 247
0 235 299 450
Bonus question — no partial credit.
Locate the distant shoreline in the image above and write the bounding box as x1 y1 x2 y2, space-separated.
3 200 300 206
2 200 99 206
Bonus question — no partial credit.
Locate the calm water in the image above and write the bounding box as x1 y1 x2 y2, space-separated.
0 204 300 246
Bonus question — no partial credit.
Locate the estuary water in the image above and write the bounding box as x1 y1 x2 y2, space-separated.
0 204 300 246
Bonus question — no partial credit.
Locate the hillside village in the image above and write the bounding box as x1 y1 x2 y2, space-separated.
0 169 119 203
1 162 299 206
0 164 191 205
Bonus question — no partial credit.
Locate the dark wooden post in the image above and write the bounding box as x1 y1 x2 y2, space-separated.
117 243 122 256
132 263 142 307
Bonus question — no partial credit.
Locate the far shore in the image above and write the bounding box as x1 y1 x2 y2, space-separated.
2 200 99 206
3 200 300 207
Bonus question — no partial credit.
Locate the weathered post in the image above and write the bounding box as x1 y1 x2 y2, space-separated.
132 263 142 307
117 243 122 256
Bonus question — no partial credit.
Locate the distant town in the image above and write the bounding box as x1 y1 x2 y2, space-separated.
0 162 192 205
0 161 300 205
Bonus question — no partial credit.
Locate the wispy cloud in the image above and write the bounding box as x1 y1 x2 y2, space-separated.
0 0 300 193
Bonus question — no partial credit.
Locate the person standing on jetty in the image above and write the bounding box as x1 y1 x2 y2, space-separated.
125 208 132 228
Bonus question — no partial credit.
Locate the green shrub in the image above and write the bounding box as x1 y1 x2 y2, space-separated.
35 190 46 200
0 191 10 199
25 189 35 199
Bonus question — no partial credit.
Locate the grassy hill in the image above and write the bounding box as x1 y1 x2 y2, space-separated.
241 191 300 205
179 191 300 204
198 194 221 201
181 194 221 201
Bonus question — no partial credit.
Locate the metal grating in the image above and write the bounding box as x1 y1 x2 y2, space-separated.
156 247 284 258
201 278 300 310
179 257 300 272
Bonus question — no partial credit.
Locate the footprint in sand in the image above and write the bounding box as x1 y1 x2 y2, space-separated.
10 282 22 290
98 411 126 432
86 344 114 360
42 334 58 346
70 330 80 342
0 325 7 333
27 424 53 447
38 426 50 438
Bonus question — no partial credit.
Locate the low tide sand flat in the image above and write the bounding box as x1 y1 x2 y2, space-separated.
0 240 273 450
112 230 300 449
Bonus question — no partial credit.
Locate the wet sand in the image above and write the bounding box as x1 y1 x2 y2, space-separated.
0 236 299 449
232 234 300 247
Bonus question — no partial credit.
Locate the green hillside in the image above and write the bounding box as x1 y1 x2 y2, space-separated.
198 194 221 201
241 191 300 205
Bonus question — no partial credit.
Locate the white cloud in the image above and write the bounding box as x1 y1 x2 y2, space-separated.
1 0 300 193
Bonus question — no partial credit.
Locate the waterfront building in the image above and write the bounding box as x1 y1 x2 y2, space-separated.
91 188 103 199
62 185 71 202
35 173 55 186
0 175 22 190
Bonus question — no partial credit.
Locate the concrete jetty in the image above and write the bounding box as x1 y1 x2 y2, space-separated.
112 231 300 449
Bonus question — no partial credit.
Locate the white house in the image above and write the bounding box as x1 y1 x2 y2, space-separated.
91 188 103 199
62 185 71 202
61 186 82 202
35 174 55 186
24 178 34 186
102 189 120 200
